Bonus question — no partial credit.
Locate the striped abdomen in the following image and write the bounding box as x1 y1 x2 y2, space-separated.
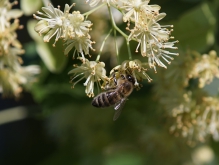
92 89 124 108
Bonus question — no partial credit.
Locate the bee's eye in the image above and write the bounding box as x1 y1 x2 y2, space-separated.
127 75 134 83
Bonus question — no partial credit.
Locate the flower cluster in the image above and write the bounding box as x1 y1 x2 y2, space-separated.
190 50 219 88
124 2 178 72
33 0 179 97
68 58 108 97
170 95 219 146
0 0 40 97
154 50 219 145
87 0 179 72
34 3 94 60
32 0 219 147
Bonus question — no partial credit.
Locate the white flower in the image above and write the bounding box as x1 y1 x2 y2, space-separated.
144 41 178 72
17 65 41 84
170 95 219 144
0 0 40 97
0 69 22 97
128 13 178 71
0 0 23 32
64 34 95 60
196 97 219 142
129 13 171 44
119 0 160 23
34 3 93 57
0 0 23 55
67 11 92 37
190 51 219 88
34 3 75 45
68 58 108 97
0 65 40 97
0 47 24 74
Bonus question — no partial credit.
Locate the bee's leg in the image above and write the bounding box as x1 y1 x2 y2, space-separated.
104 86 117 91
104 73 117 90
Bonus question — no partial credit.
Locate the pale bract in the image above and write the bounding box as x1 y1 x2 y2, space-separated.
86 0 118 7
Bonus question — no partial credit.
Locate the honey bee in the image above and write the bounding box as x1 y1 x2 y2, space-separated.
92 73 135 121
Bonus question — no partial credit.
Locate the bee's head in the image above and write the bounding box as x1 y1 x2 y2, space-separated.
127 75 135 84
120 74 135 84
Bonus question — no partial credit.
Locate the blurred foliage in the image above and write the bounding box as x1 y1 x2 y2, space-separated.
3 0 219 164
172 1 217 52
21 0 42 16
27 20 67 73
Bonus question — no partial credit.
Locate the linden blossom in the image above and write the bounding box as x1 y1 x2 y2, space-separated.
0 0 40 97
34 3 93 57
34 3 92 45
119 0 161 23
34 3 75 45
128 12 178 71
68 58 108 97
33 0 179 97
64 34 95 60
170 94 219 144
190 50 219 88
67 11 92 37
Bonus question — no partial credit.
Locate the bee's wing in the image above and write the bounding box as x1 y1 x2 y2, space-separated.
113 98 127 121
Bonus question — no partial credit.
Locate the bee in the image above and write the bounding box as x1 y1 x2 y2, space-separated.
92 73 135 121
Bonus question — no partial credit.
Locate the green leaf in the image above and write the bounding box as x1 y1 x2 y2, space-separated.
20 0 42 16
171 2 217 52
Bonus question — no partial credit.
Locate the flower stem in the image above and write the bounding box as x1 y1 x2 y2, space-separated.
83 3 106 18
126 40 132 60
96 29 113 62
107 5 132 61
107 5 128 39
114 29 120 63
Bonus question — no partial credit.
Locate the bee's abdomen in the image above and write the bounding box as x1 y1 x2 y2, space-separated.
92 92 111 108
107 91 121 105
